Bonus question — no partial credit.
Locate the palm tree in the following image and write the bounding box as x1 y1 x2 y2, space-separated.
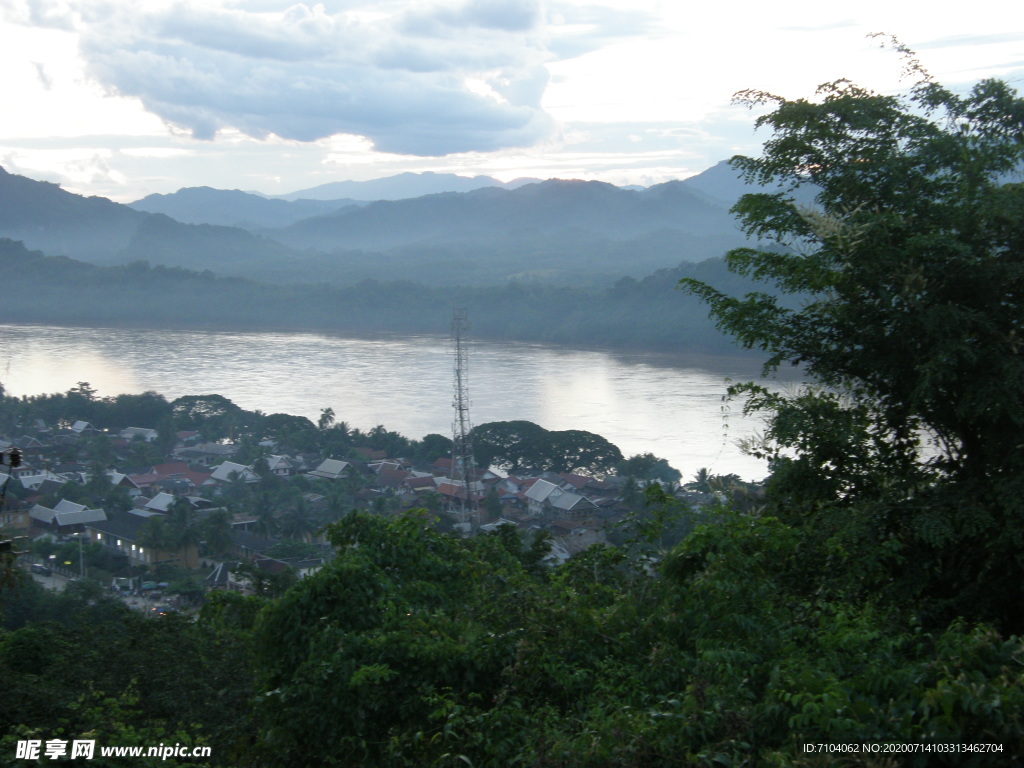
201 509 234 557
685 467 712 493
620 475 643 509
318 407 335 431
280 495 317 541
168 498 203 551
252 505 280 538
138 516 172 553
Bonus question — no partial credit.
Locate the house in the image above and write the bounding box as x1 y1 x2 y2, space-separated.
374 467 411 491
17 469 68 491
308 458 350 481
263 455 295 477
524 478 563 517
209 461 260 485
86 511 199 568
143 492 178 513
405 475 439 493
141 462 214 493
120 427 159 443
106 471 143 497
559 472 613 495
173 442 239 467
368 460 409 474
29 498 107 534
13 435 49 457
549 491 599 520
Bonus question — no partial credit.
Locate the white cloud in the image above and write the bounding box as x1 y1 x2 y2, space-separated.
2 0 1020 199
7 0 559 155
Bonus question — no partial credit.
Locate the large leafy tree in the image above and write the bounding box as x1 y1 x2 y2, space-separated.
681 41 1024 629
472 420 623 475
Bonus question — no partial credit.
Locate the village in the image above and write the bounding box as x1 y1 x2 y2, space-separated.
0 404 745 611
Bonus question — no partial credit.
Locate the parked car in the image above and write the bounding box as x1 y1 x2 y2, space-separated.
30 563 52 576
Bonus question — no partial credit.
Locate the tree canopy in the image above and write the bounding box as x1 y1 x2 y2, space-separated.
472 420 623 475
681 40 1024 630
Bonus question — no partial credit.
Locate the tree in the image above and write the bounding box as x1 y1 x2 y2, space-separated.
472 420 548 471
262 412 319 451
279 496 317 542
317 407 335 431
104 391 173 430
200 509 234 557
616 452 682 484
472 420 623 474
680 41 1024 630
170 394 252 441
168 498 202 551
414 432 452 464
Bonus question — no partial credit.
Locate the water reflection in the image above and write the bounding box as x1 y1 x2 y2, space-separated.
0 324 801 481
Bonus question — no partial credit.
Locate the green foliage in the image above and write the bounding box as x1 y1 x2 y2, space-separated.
616 452 682 483
472 420 623 475
413 432 453 464
0 579 256 765
680 47 1024 630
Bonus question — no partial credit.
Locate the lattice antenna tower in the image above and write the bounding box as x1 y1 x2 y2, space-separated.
449 308 477 525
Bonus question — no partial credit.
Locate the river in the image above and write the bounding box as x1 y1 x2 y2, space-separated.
0 324 802 482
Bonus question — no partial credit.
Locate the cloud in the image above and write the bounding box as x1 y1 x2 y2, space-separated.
544 1 662 60
32 61 53 88
913 32 1024 50
11 0 563 155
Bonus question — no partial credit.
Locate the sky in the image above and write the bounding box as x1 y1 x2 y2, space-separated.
0 0 1021 202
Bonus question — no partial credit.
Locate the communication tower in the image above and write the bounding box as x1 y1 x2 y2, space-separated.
449 308 477 526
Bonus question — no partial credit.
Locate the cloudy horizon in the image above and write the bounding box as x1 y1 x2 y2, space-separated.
1 0 1020 202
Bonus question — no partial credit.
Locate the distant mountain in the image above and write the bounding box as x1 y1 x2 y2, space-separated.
269 178 741 253
0 166 299 270
129 187 363 230
680 159 820 207
679 160 750 206
277 171 540 202
0 163 752 288
122 214 297 273
0 165 146 260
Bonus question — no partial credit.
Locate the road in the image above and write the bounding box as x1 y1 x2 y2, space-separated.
19 563 164 613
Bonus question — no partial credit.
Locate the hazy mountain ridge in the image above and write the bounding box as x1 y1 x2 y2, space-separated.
265 178 741 253
0 237 754 353
0 165 147 260
0 163 757 286
129 186 364 229
275 170 542 201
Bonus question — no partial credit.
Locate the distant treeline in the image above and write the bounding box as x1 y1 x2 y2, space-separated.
0 238 772 353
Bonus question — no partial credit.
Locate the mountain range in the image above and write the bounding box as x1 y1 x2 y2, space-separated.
271 170 542 201
0 162 758 288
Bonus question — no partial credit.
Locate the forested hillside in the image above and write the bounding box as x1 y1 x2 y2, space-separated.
0 238 762 353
